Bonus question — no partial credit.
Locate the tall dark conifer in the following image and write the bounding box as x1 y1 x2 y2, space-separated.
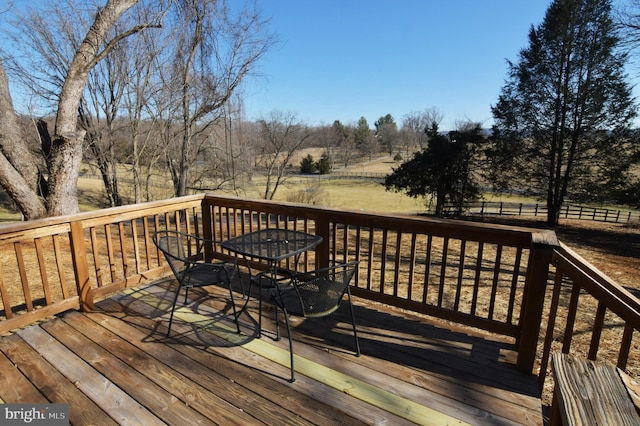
490 0 636 226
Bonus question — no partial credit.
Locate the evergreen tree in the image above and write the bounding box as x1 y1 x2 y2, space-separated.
374 113 398 155
490 0 637 226
318 151 331 175
384 123 484 216
354 117 375 160
299 154 317 174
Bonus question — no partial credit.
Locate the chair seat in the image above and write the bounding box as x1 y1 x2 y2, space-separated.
275 278 343 318
182 262 235 289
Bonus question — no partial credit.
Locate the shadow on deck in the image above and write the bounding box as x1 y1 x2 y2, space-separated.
0 277 543 425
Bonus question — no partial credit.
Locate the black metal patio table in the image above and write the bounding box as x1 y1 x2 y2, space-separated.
221 228 323 337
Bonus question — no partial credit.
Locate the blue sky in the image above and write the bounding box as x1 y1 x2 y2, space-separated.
3 1 634 131
243 1 553 130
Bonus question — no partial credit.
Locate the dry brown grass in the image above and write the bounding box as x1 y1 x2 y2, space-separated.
469 216 640 292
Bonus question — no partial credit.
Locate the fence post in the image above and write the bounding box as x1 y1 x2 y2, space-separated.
500 202 504 215
517 230 559 373
69 220 93 312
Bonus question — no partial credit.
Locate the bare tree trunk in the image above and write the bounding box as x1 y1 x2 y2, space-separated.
46 0 139 216
0 61 46 219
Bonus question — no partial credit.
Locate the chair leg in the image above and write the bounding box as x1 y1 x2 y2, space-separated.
281 308 295 382
258 280 263 338
167 286 183 337
227 281 241 333
274 302 281 341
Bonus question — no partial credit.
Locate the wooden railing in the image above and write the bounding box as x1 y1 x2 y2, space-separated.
202 194 558 372
0 193 638 406
537 243 640 401
0 195 208 334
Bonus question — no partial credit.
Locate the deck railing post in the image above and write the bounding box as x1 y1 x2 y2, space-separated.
69 220 93 312
201 198 214 261
517 231 559 372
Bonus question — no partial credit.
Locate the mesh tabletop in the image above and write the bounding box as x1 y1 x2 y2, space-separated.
221 229 323 262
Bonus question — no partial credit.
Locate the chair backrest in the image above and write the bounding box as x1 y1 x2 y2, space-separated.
153 230 193 279
293 261 359 318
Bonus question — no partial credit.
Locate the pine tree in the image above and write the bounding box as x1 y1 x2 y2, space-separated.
490 0 637 226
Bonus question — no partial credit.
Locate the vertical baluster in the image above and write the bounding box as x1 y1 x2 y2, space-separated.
617 323 634 371
380 229 388 294
422 234 432 304
90 227 103 288
506 247 523 325
562 283 582 353
0 261 13 319
353 226 362 287
131 219 141 275
471 241 484 315
393 232 402 298
488 245 503 319
34 238 52 305
454 239 466 311
14 242 32 312
105 224 117 282
538 267 565 390
588 302 606 360
118 222 129 278
52 235 70 299
438 237 449 307
408 233 417 301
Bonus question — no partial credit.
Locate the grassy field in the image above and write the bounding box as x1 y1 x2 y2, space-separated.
0 152 636 222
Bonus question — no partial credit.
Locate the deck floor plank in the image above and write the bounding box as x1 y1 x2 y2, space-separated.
0 278 544 425
0 348 49 404
17 325 165 426
316 307 544 415
0 333 120 426
39 316 220 425
64 307 319 426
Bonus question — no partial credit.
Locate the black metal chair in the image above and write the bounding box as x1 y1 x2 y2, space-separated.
269 260 361 382
153 230 240 336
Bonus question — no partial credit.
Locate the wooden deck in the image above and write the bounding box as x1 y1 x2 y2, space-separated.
0 277 543 425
